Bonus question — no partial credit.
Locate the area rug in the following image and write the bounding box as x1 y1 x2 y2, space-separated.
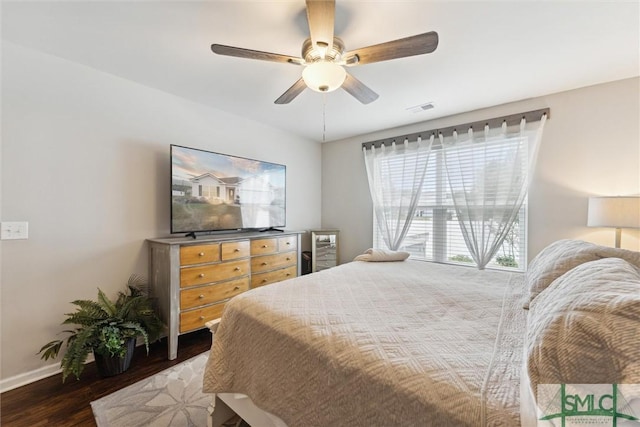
91 351 211 426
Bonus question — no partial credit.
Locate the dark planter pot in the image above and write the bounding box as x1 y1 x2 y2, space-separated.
93 338 136 378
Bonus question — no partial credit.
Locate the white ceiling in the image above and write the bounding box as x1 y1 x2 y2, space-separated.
3 1 639 143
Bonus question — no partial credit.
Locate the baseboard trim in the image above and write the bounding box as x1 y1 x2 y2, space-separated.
0 363 61 393
0 340 155 393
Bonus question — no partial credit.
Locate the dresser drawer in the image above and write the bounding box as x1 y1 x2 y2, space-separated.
180 303 226 333
250 238 278 256
221 240 250 261
180 259 250 288
278 235 297 251
251 265 297 289
180 277 249 310
180 244 220 266
251 251 296 274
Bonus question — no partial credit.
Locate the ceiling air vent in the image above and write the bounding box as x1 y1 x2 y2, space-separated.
406 102 435 114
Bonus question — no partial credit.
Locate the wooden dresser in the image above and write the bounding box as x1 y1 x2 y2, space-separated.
148 230 302 359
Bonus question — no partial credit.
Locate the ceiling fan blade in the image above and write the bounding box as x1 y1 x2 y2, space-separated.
342 73 379 104
343 31 439 66
306 0 335 53
274 78 307 104
211 44 304 65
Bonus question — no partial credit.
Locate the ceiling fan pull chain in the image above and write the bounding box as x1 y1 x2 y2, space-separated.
322 93 327 142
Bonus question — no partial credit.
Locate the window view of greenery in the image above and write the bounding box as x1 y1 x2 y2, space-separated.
375 206 524 270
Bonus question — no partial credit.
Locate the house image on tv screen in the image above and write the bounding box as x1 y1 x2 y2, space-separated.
190 173 241 204
185 172 284 230
189 172 282 207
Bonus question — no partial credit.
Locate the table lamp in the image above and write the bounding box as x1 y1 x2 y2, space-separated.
587 196 640 248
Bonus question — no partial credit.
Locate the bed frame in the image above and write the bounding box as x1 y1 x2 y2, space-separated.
208 393 286 427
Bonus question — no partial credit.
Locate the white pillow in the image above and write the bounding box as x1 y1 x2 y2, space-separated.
593 244 640 267
526 257 640 394
524 239 640 308
353 248 410 262
524 240 601 308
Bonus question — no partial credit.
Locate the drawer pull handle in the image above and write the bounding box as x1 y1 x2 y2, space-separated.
286 257 291 261
199 252 205 256
286 242 291 245
234 267 241 271
261 262 268 266
199 316 205 320
261 245 268 248
234 248 240 252
233 286 240 290
198 294 205 299
199 273 205 278
286 273 291 276
262 279 268 283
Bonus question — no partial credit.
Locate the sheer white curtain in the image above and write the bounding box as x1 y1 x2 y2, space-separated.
363 136 434 250
440 115 546 269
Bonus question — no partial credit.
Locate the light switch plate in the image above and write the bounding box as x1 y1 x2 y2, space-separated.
1 221 29 240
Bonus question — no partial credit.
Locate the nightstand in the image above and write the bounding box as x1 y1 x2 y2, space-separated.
311 230 339 272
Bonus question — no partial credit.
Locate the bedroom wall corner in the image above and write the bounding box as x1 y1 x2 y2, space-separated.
321 141 373 264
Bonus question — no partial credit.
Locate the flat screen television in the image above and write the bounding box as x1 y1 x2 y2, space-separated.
170 144 286 234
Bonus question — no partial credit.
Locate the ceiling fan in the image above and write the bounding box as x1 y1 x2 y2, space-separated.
211 0 438 105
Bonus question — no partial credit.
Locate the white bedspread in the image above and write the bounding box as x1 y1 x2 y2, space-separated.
203 260 526 426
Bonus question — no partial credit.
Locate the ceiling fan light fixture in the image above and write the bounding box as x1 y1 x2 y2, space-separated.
302 61 346 93
211 1 438 105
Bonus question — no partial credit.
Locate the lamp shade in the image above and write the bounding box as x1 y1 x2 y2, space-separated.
302 61 346 93
587 196 640 228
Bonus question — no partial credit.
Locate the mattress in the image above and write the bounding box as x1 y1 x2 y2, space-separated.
203 260 526 426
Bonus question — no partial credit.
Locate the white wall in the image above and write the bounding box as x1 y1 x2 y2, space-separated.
322 77 640 264
0 42 322 385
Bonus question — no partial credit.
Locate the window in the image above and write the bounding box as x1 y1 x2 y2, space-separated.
372 141 527 272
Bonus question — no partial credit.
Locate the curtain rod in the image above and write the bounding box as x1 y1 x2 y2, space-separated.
362 107 550 150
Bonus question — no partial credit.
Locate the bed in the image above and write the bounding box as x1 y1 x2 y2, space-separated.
203 258 527 426
202 241 640 427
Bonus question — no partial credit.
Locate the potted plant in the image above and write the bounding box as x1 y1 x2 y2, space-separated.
38 275 164 381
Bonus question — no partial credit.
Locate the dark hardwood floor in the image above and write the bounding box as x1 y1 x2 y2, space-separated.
1 329 212 427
